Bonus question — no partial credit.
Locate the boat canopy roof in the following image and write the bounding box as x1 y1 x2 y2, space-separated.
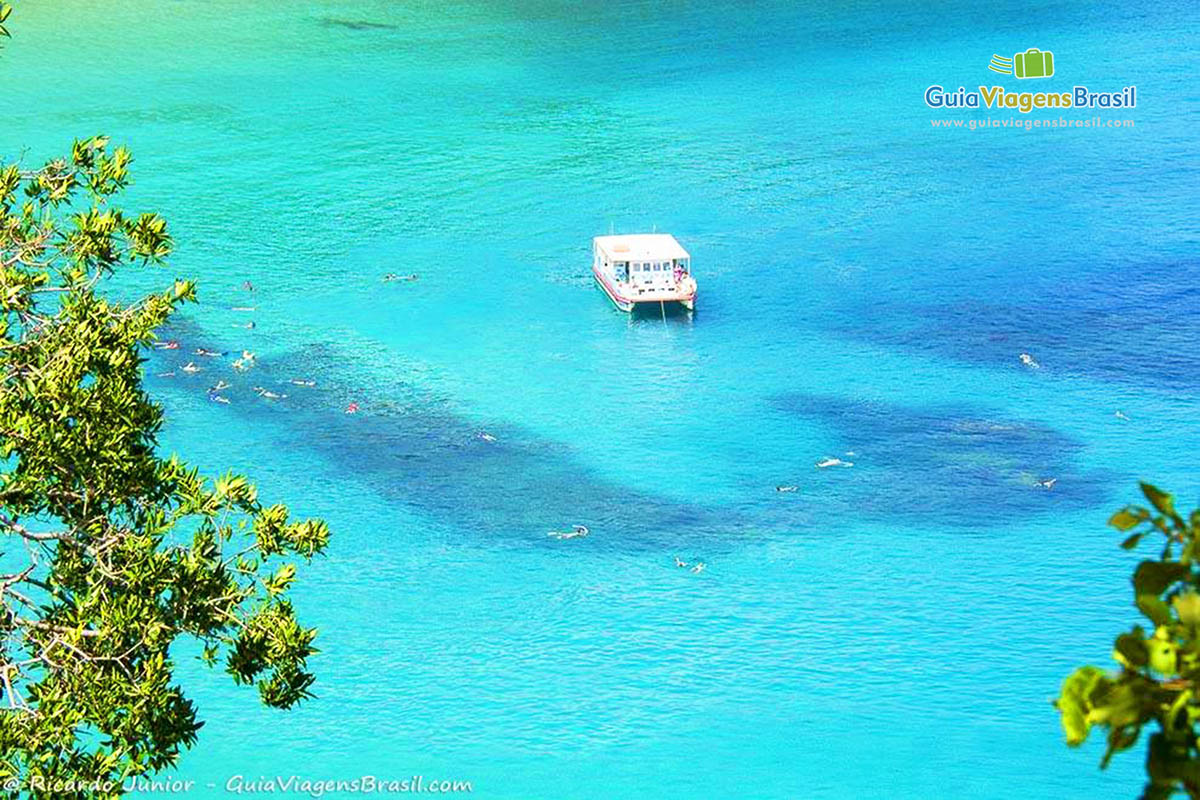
593 233 689 262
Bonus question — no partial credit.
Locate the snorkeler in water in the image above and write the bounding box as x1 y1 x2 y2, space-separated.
232 350 257 371
815 457 853 469
548 524 589 540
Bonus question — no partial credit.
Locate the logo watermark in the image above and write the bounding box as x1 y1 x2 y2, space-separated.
989 48 1055 78
925 84 1136 113
926 49 1136 123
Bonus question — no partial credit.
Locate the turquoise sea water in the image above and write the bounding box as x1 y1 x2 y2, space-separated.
4 0 1200 797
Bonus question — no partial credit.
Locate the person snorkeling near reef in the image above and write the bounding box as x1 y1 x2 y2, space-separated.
547 524 589 540
241 280 255 291
154 340 180 350
232 350 257 371
194 347 224 357
345 402 360 414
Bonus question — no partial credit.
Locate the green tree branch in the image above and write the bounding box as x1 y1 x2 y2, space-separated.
1058 484 1200 799
0 136 330 797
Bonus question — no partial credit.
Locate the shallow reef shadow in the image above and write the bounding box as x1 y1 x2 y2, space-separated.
834 259 1200 391
318 17 400 32
773 392 1117 527
148 320 779 556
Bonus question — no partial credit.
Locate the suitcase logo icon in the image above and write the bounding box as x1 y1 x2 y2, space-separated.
988 48 1055 79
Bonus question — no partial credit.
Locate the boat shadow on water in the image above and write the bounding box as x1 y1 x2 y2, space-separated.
627 300 694 322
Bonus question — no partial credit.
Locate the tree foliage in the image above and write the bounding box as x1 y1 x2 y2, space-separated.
0 135 330 796
1057 483 1200 799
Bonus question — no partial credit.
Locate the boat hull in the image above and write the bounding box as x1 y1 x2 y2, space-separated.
592 265 695 313
593 268 635 312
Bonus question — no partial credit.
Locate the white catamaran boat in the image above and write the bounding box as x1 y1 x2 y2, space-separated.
592 233 697 313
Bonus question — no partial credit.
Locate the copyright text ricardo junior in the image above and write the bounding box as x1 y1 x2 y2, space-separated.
5 774 474 796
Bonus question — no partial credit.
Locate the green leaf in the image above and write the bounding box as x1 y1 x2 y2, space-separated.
1133 561 1189 597
1101 723 1142 769
1133 561 1188 625
1174 593 1200 627
1114 632 1149 668
1141 483 1178 519
1121 533 1145 551
1111 509 1146 532
1138 596 1173 627
1056 666 1108 746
